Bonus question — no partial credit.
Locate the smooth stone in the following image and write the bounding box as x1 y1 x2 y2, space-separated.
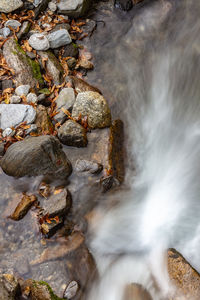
0 135 72 179
63 281 79 299
27 93 38 103
58 120 87 147
57 0 91 18
2 27 10 37
0 0 23 13
48 1 57 11
5 20 21 29
72 91 111 129
15 85 30 96
10 95 21 104
47 29 72 49
63 43 79 58
54 87 76 124
29 33 50 51
35 105 54 134
10 194 37 220
75 159 103 174
0 104 36 130
2 128 15 138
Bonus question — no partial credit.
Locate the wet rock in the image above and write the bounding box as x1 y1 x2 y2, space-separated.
58 120 87 147
3 38 43 89
0 0 23 13
10 95 21 104
5 20 21 30
0 135 72 179
72 91 111 129
0 273 21 300
15 84 30 96
63 281 79 299
40 216 64 238
168 248 200 299
41 187 71 217
114 0 133 11
54 87 76 124
100 175 114 192
38 50 64 85
10 193 37 221
70 76 102 94
67 57 77 70
0 104 36 130
35 105 54 134
75 159 102 174
47 29 72 49
29 33 50 51
63 43 79 58
2 128 15 138
81 19 96 37
57 0 92 18
77 57 93 70
27 92 38 103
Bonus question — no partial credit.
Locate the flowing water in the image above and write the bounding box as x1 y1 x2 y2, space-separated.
1 0 200 299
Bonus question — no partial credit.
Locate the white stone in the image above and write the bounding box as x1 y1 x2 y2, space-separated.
47 29 71 49
10 95 21 104
15 85 30 96
2 128 15 137
27 93 38 103
48 1 57 11
2 27 10 37
0 0 23 13
29 33 50 51
5 19 21 29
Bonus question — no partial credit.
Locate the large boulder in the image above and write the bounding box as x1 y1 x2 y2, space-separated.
72 91 111 129
0 135 72 179
0 104 36 130
0 0 23 13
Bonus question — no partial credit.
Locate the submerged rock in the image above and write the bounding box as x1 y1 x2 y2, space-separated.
72 91 111 129
75 159 102 174
58 120 87 147
0 273 20 300
0 0 23 13
0 104 36 130
0 135 72 179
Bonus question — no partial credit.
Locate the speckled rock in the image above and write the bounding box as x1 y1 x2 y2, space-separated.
27 93 38 103
58 120 87 147
72 91 111 129
0 0 23 13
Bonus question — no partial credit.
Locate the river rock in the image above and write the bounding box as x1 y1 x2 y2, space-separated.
38 50 64 85
47 29 72 49
25 124 38 135
0 135 72 179
2 128 15 137
67 57 77 70
63 281 79 299
54 87 76 124
27 92 38 103
57 0 91 18
41 187 71 217
3 38 43 89
5 19 21 29
0 273 20 300
35 105 54 134
0 104 36 130
72 91 111 129
10 95 21 104
10 193 37 220
15 84 30 96
168 248 200 299
58 120 87 147
29 33 50 51
75 159 102 174
0 0 23 13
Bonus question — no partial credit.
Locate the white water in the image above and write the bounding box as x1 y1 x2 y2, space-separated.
87 1 200 299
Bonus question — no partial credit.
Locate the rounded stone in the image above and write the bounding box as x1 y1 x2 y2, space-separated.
2 27 10 37
47 29 72 49
48 1 57 11
27 93 38 103
58 119 87 147
28 33 50 51
15 85 30 96
5 19 21 29
10 95 21 104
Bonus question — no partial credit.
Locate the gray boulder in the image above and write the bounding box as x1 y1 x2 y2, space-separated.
0 135 72 179
47 29 72 49
57 0 91 18
72 91 111 129
0 0 23 13
0 104 36 130
58 120 87 147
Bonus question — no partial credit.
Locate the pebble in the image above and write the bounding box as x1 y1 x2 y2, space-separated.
10 95 21 104
2 128 15 138
28 33 50 51
2 27 10 37
25 124 38 135
5 19 21 29
48 1 57 11
63 281 79 299
47 29 72 49
15 85 30 96
75 159 103 174
27 93 38 103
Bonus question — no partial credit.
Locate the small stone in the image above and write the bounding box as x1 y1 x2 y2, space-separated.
63 281 79 299
75 159 103 174
48 1 57 11
29 33 50 51
2 27 10 37
10 194 37 221
15 85 30 96
25 124 38 135
2 128 15 138
47 29 72 49
67 57 77 70
72 91 111 129
63 43 79 58
27 93 38 103
54 87 76 124
10 95 21 104
0 0 23 13
5 20 21 30
37 94 46 102
58 120 87 147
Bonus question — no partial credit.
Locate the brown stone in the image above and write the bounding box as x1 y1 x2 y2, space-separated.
70 76 102 94
20 279 59 300
168 248 200 299
35 105 54 135
10 193 37 221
